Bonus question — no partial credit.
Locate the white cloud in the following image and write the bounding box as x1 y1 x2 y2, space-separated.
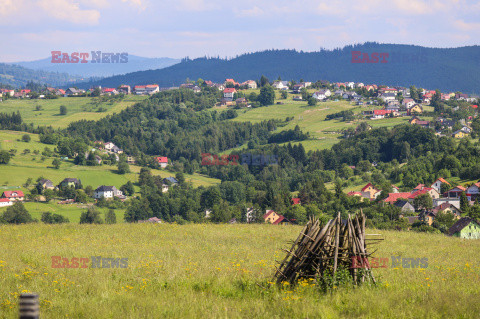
392 0 430 14
175 0 215 11
121 0 146 11
0 0 17 17
37 0 101 25
453 19 480 31
236 6 264 17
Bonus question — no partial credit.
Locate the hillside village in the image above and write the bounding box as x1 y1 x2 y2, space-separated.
2 77 478 140
1 76 480 239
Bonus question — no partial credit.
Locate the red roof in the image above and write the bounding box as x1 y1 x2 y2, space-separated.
0 198 10 202
435 178 450 185
361 183 377 192
449 186 466 192
103 88 115 92
374 110 391 115
263 210 275 219
223 88 236 93
471 105 478 109
408 188 434 199
2 191 24 198
156 156 168 163
58 89 65 94
292 198 301 205
414 184 425 190
20 89 31 94
272 215 286 225
384 192 411 203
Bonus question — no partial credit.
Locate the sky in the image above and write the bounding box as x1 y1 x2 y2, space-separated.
1 0 480 62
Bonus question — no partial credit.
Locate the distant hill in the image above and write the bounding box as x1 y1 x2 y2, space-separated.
10 55 180 78
75 43 480 93
0 63 85 88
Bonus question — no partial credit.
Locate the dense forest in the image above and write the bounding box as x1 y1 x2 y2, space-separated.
0 63 84 87
77 42 480 93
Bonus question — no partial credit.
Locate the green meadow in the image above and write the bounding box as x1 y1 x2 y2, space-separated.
0 95 147 128
0 130 220 195
231 91 433 151
0 224 479 318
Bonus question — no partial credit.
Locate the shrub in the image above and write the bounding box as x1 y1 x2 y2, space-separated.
41 212 69 224
105 210 117 224
0 202 34 224
80 207 103 224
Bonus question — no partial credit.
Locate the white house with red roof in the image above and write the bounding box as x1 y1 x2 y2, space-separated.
243 80 257 89
373 109 392 119
430 178 450 194
402 98 415 109
1 191 25 201
0 198 13 207
134 85 159 95
408 188 440 201
383 192 412 204
102 88 118 95
223 88 236 99
156 156 169 168
466 182 480 201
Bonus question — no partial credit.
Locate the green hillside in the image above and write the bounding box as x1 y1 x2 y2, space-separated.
0 130 220 195
0 95 147 128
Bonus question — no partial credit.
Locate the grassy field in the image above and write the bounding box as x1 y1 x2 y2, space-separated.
0 224 479 318
230 92 433 151
0 95 147 129
0 130 220 194
2 202 126 224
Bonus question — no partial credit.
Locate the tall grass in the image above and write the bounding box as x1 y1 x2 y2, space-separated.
0 224 479 318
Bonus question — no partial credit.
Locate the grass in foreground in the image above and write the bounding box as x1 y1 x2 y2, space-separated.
0 224 479 318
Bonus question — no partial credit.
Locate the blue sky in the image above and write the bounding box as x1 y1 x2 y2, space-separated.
1 0 480 62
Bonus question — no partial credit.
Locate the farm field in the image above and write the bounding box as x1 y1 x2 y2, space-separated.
0 224 479 318
0 130 220 194
0 95 147 128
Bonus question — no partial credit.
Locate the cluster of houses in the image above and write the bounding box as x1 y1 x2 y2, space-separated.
347 179 480 238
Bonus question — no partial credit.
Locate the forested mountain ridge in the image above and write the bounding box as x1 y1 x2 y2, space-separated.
11 55 180 78
0 63 84 87
76 42 480 93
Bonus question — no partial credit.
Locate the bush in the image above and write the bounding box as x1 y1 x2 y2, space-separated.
0 150 11 164
41 212 69 224
105 209 117 224
60 105 67 115
117 161 130 174
80 207 103 224
0 202 34 224
22 134 31 142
